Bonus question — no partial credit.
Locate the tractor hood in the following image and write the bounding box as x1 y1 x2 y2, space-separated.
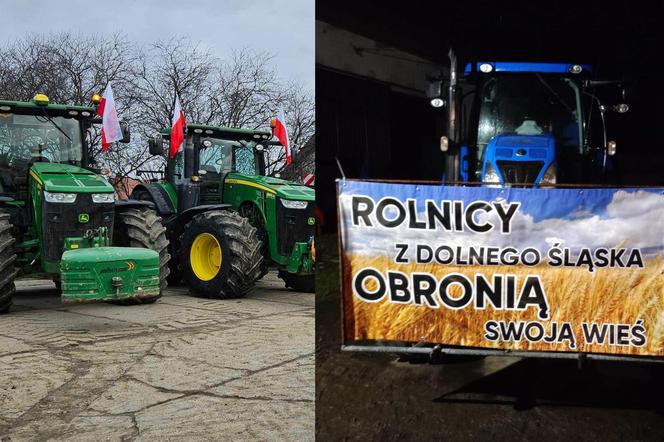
487 134 556 162
226 172 314 201
30 162 114 193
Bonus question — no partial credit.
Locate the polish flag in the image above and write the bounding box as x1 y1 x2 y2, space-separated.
96 82 123 152
169 94 186 159
272 107 291 165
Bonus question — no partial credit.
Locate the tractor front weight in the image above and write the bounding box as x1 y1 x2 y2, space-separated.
60 227 160 303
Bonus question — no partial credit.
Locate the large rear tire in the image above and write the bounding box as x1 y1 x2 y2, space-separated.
114 208 170 304
181 210 263 299
238 203 269 279
0 212 17 314
278 271 315 293
166 245 183 286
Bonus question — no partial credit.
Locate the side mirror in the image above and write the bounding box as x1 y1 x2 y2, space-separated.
148 134 164 156
426 76 446 108
621 84 636 103
119 121 131 143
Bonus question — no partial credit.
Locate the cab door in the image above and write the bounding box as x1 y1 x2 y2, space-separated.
198 143 226 204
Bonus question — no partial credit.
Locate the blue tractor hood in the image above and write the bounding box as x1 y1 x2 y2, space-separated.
482 134 556 186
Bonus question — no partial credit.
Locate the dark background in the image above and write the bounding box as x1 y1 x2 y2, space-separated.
315 2 664 440
316 0 664 232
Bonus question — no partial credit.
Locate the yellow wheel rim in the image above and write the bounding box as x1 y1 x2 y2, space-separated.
190 233 222 281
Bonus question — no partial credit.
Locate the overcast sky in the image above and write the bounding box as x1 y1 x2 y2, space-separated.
0 0 314 91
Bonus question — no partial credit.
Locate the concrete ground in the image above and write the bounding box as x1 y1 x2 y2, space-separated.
0 272 314 441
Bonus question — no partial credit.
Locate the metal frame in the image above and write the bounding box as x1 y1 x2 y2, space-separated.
341 344 664 363
337 178 664 365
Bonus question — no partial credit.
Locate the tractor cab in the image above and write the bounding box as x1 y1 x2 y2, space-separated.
145 123 315 293
154 125 272 207
0 94 120 270
428 54 629 186
0 95 96 200
0 94 170 313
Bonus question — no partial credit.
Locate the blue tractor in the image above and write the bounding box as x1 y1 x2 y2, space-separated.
428 50 629 186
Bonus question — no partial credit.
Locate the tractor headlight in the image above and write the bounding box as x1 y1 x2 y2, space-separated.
280 199 308 209
92 193 115 203
482 163 502 187
540 164 557 186
44 191 77 203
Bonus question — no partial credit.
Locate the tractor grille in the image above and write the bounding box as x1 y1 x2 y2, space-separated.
42 194 115 262
275 199 315 257
496 161 545 186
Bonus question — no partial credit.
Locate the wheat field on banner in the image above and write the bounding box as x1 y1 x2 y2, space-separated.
342 254 664 356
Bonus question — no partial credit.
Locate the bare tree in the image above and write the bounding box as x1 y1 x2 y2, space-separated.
211 49 292 128
131 38 215 136
0 33 314 191
0 32 135 105
130 41 314 177
264 85 315 175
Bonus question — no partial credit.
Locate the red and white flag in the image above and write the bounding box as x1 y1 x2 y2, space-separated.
97 82 123 152
272 107 291 165
169 94 186 159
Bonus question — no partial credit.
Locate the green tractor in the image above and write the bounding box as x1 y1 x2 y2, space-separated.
0 94 171 314
135 123 315 293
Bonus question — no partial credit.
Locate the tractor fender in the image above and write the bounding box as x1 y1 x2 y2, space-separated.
114 199 156 210
176 204 233 229
167 204 233 251
132 183 175 216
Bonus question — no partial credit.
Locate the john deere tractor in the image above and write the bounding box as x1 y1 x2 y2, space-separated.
134 124 315 293
0 94 171 314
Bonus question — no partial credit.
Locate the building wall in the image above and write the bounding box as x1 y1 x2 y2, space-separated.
316 22 448 232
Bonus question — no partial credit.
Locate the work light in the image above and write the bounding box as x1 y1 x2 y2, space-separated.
430 98 445 108
44 191 76 203
281 199 308 209
92 193 115 203
479 63 494 73
569 64 583 74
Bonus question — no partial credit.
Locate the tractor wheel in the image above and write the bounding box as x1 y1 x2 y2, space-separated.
114 207 171 304
238 203 269 279
166 244 183 286
181 210 263 299
131 187 182 286
0 213 17 314
278 270 315 293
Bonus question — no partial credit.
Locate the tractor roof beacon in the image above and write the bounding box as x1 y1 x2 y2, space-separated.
0 94 171 314
133 123 315 294
427 50 629 187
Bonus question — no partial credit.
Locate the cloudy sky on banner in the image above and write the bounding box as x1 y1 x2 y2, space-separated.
0 0 314 91
338 181 664 257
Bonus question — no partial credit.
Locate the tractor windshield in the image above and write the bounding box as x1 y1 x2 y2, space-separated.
474 74 583 177
0 113 83 167
198 137 258 176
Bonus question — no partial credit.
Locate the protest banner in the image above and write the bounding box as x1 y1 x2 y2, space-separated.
338 179 664 357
